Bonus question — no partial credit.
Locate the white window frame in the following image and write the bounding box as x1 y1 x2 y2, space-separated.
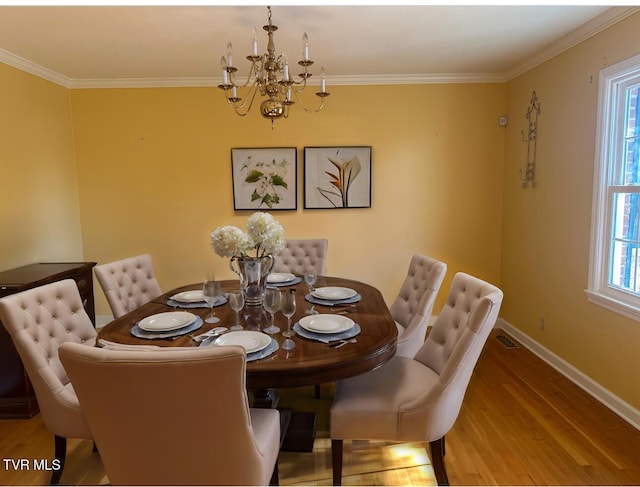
587 53 640 321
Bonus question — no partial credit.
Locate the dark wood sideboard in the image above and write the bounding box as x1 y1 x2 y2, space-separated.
0 262 96 418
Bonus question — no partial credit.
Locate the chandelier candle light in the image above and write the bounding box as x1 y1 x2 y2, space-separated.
218 6 330 128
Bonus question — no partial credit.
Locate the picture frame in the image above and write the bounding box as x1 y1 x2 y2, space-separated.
231 147 297 211
304 146 372 209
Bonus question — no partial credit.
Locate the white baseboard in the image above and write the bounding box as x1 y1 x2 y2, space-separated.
496 318 640 431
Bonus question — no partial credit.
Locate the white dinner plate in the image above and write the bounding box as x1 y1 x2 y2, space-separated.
170 290 205 303
137 311 197 332
267 273 296 283
311 287 357 300
298 314 355 334
213 331 272 354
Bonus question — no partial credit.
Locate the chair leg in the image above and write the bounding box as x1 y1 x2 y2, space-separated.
314 384 321 398
50 435 66 485
331 439 343 486
429 436 449 486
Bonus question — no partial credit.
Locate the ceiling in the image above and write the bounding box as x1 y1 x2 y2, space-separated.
0 4 635 88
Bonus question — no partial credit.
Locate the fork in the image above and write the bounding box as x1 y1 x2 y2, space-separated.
191 327 227 342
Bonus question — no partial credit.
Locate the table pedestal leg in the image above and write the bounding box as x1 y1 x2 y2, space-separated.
280 410 317 452
251 389 317 452
252 388 279 409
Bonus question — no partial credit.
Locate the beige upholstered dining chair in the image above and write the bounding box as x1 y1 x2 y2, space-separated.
94 254 162 319
273 238 328 275
391 254 447 358
59 343 281 486
330 272 503 486
274 239 329 398
0 279 96 485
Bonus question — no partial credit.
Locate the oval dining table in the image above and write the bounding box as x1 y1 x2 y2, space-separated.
97 276 398 391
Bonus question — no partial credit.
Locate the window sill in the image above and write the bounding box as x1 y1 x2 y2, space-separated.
585 289 640 322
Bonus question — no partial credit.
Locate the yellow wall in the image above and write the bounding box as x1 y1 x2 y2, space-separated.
3 9 639 413
0 63 82 271
502 12 640 408
71 83 506 318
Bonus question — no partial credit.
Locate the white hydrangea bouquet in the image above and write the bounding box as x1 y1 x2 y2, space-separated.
210 212 285 259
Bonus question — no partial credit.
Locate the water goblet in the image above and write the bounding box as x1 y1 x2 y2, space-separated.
203 280 222 324
304 268 318 315
304 269 317 293
263 287 281 335
228 290 244 331
281 289 297 351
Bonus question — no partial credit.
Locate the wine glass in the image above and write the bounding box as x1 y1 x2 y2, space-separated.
203 280 222 324
304 269 317 293
281 289 297 351
228 290 244 331
263 287 281 335
304 268 318 315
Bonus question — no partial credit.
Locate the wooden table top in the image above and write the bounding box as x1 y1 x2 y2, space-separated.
97 276 397 389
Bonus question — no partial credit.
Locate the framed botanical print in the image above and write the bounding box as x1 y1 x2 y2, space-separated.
231 147 297 210
304 146 372 209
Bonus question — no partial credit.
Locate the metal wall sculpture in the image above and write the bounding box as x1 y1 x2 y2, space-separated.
521 90 541 188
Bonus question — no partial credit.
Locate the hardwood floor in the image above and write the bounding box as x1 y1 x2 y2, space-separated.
1 329 639 485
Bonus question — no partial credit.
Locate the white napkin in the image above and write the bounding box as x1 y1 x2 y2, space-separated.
98 339 161 351
97 339 194 352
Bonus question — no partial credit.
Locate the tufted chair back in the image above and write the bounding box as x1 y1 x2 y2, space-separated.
390 254 447 358
330 272 502 486
273 239 328 275
411 272 503 438
0 279 95 484
415 272 502 376
59 343 281 486
94 254 162 319
0 279 95 438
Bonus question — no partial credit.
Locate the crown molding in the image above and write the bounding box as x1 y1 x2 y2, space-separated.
69 72 505 89
505 6 640 81
0 48 72 88
2 6 638 89
326 73 506 85
69 77 219 89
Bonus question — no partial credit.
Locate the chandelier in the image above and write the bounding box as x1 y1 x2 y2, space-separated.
217 6 330 128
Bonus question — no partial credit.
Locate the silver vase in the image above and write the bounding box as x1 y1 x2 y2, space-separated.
229 255 274 306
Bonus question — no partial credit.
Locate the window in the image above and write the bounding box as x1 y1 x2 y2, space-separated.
588 53 640 320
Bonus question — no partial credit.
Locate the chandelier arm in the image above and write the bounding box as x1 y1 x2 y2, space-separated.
289 75 326 98
288 76 309 93
227 60 263 89
225 82 261 116
289 88 329 114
